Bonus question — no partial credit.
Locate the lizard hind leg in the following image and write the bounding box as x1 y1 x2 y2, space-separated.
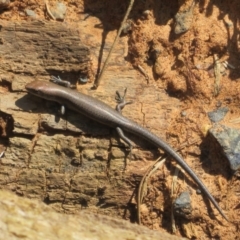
116 127 133 157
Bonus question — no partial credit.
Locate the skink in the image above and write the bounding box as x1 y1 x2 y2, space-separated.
25 80 228 221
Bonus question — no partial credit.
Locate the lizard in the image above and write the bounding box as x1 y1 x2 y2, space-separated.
25 79 228 221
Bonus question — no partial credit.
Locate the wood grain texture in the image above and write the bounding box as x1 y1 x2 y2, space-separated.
0 19 180 225
0 189 185 240
0 20 90 77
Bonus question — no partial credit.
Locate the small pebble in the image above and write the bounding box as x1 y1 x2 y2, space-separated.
122 20 133 34
142 10 151 19
174 4 195 34
196 189 201 194
209 124 240 172
207 107 229 123
25 9 37 18
181 111 187 117
174 191 192 219
51 2 67 20
79 76 88 84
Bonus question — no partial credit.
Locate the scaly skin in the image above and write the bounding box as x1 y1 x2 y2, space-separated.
25 80 228 221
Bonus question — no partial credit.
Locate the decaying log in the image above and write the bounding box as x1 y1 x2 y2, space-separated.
0 19 181 231
0 189 185 240
0 20 90 78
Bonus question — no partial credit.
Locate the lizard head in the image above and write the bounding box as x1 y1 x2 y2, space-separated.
25 80 63 101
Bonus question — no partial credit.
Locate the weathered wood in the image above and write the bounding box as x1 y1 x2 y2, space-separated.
0 20 90 86
0 0 237 237
0 19 180 229
0 189 185 240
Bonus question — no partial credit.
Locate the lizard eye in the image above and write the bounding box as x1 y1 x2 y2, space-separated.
32 89 42 96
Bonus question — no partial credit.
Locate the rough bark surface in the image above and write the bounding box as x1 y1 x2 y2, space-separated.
0 20 179 222
0 20 90 79
1 0 239 237
0 189 185 240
